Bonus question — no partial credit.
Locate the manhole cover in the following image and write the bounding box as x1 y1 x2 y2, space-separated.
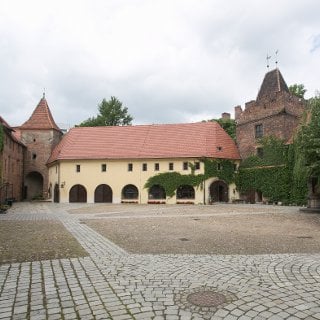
179 238 190 241
187 291 226 307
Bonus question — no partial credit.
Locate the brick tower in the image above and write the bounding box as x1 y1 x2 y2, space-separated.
235 68 306 159
18 95 63 200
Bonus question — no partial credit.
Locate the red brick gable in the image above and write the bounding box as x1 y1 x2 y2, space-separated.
20 97 61 131
48 122 240 164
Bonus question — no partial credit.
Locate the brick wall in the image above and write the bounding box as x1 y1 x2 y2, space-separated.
235 90 306 159
0 129 25 201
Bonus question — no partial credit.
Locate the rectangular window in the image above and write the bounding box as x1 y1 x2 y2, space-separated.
154 163 160 171
217 163 222 171
183 162 188 170
169 162 174 171
101 164 107 172
128 163 133 171
142 163 147 171
255 124 263 138
76 164 81 172
195 162 200 170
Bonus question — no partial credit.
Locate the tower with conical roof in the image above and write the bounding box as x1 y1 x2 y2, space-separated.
235 68 306 159
18 95 63 200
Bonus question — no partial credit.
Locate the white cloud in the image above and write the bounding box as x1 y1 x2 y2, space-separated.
0 0 320 127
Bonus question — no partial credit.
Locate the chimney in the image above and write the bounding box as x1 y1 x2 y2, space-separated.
234 105 242 120
221 112 231 120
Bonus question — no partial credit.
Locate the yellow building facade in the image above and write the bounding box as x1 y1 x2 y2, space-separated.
47 122 241 204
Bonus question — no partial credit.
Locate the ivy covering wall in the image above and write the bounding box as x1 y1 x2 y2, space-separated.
144 159 237 198
235 136 308 205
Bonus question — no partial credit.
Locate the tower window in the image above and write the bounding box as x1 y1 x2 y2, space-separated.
255 124 263 138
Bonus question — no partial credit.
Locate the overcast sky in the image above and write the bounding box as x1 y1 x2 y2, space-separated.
1 0 319 129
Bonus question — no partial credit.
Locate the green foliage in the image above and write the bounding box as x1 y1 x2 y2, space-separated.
289 83 307 98
213 118 236 140
144 159 236 198
144 172 204 198
0 124 4 152
236 136 308 205
298 96 320 179
79 96 133 127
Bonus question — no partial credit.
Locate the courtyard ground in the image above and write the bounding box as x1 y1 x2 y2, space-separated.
0 202 320 319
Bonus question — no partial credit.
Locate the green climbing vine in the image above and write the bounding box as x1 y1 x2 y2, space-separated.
235 136 308 205
144 159 236 198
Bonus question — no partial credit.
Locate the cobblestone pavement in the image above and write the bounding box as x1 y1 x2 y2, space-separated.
1 203 320 320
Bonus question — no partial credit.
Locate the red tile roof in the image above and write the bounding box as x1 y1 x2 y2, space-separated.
48 122 240 164
19 97 61 131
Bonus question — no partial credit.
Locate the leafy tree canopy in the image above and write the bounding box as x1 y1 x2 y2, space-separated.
289 83 307 99
297 95 320 178
209 118 236 140
78 96 133 127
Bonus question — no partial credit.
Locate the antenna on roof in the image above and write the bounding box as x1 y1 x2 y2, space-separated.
275 50 279 68
266 54 271 70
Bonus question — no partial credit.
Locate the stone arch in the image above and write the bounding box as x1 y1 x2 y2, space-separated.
122 184 139 200
94 184 113 203
209 180 229 202
24 171 43 200
176 185 195 199
69 184 87 203
148 185 166 199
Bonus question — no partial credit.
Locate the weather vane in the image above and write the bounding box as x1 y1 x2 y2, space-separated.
266 54 271 70
275 50 279 68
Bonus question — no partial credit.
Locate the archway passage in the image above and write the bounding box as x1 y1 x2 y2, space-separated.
94 184 113 203
122 184 139 200
148 185 166 199
24 171 43 200
69 184 87 203
210 180 229 202
54 184 60 203
177 185 195 199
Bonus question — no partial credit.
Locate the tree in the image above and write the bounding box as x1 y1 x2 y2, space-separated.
298 95 320 178
79 96 133 127
211 118 236 140
289 84 307 99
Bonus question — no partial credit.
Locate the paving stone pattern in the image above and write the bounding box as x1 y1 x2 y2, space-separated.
1 203 320 319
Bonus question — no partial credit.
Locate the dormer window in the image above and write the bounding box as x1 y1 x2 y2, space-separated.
217 146 223 151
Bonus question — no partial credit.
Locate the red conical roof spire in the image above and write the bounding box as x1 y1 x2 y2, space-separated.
20 96 61 131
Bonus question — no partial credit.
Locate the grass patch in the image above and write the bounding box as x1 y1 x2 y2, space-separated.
0 221 88 264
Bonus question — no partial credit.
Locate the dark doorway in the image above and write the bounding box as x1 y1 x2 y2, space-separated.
148 185 166 199
69 184 87 203
54 184 60 203
210 180 229 202
122 184 139 200
24 171 43 200
94 184 112 203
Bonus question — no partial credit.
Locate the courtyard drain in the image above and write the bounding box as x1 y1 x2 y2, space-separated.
187 291 226 307
179 238 190 241
175 286 238 317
